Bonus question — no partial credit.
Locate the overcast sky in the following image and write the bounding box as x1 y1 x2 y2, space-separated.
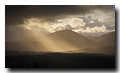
5 5 115 41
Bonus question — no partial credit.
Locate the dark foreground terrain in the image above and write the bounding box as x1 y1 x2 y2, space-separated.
5 51 115 68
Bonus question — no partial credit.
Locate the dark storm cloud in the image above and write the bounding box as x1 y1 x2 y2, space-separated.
5 5 115 26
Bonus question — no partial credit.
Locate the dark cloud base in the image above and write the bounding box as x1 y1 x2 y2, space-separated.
5 5 115 41
5 5 114 26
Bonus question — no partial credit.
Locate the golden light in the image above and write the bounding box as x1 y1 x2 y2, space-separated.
17 18 81 52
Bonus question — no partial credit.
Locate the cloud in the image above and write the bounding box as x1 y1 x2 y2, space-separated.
7 14 115 37
89 20 94 23
73 25 114 34
64 25 74 30
48 23 74 33
69 18 86 28
77 10 115 30
5 5 115 26
5 5 115 41
97 11 115 23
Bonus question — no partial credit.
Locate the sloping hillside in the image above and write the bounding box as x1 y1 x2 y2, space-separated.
18 29 100 48
86 31 115 45
6 30 100 52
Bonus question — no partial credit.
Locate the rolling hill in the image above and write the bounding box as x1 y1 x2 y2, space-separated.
86 31 115 46
6 29 100 52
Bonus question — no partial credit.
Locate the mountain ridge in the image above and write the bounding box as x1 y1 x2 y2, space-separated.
17 29 100 47
6 29 101 52
86 31 115 45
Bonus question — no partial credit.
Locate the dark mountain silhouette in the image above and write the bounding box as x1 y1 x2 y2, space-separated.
6 29 100 52
86 31 115 46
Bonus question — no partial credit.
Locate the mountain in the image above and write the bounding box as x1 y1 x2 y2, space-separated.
6 29 100 52
18 29 100 47
86 31 115 45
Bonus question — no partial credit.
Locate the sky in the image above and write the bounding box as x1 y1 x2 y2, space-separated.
1 0 120 72
5 5 115 41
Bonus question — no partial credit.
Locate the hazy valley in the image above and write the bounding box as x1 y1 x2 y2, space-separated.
5 30 116 68
6 30 115 55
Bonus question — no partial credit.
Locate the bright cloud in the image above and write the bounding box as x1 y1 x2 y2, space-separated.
89 20 94 23
69 18 86 28
19 10 115 36
6 5 115 41
73 25 113 34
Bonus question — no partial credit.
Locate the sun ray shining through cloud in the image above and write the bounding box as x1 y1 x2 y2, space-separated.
5 5 115 69
5 5 115 41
